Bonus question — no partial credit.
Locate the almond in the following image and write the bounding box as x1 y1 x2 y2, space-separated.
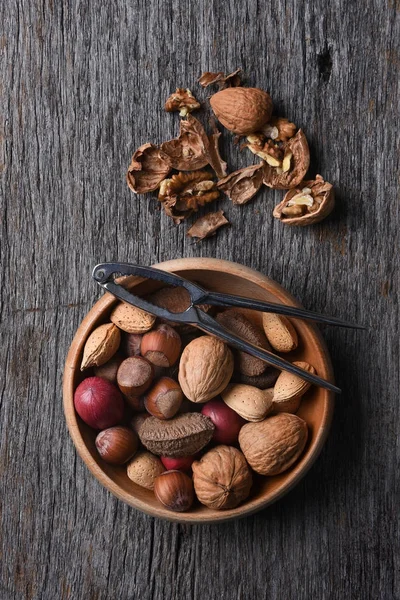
80 323 121 370
210 87 273 135
273 361 316 413
126 451 165 490
221 384 273 422
239 413 308 475
262 313 298 353
110 302 155 333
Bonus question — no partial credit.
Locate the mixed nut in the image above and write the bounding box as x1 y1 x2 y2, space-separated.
74 286 318 513
126 69 335 237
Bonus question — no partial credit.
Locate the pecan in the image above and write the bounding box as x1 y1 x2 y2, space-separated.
165 88 201 117
273 174 335 226
126 143 171 194
198 68 242 89
187 210 229 240
158 171 219 224
217 163 264 205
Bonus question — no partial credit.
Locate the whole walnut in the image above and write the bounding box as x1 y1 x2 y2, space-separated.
192 445 252 509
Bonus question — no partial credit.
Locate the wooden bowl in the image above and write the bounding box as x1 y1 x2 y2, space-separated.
63 258 334 523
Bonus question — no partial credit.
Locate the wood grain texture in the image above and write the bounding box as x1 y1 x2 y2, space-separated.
1 0 399 598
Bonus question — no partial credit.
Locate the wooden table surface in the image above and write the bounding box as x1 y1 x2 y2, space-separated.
1 1 399 598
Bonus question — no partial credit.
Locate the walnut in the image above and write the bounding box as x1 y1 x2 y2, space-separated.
262 129 310 189
192 445 252 509
217 163 264 205
178 336 234 403
165 88 201 117
198 68 242 89
239 413 308 476
273 175 335 226
160 115 227 178
126 143 171 194
158 171 219 224
187 210 229 240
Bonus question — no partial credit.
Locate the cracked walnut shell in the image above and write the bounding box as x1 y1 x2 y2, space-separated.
165 88 200 117
273 175 335 226
126 143 171 194
158 171 219 224
192 445 252 509
262 129 310 189
217 163 264 205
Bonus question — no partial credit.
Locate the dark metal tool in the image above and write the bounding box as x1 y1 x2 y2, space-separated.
92 262 363 395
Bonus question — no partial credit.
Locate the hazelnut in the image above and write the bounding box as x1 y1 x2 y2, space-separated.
140 324 182 367
154 470 194 512
117 356 154 400
95 426 138 465
144 377 183 419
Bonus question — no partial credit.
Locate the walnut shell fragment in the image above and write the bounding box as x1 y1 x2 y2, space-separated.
159 115 226 177
158 170 219 224
165 88 201 117
187 210 229 240
217 163 264 205
192 445 252 510
126 143 171 194
138 412 215 457
262 129 310 189
273 175 335 226
198 68 242 90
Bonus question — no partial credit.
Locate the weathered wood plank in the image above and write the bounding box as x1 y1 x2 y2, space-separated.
1 0 399 598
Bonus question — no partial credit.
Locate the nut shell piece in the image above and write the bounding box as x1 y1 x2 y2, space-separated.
126 143 171 194
110 302 156 334
210 87 273 135
239 413 308 475
273 175 335 226
263 129 310 189
126 451 165 490
178 336 234 403
81 323 121 370
221 384 273 422
192 445 252 509
217 163 264 205
139 413 215 457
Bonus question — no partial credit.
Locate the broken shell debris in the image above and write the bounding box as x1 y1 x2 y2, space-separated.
126 69 335 236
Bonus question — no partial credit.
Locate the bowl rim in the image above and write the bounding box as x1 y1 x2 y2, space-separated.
63 257 335 523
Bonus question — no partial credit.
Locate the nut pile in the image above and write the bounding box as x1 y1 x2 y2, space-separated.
74 287 317 513
126 69 335 237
